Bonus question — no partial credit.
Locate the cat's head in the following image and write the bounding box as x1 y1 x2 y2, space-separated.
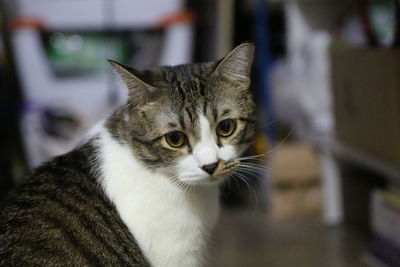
108 43 256 186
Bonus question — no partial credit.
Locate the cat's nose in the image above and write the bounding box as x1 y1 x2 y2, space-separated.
201 162 219 175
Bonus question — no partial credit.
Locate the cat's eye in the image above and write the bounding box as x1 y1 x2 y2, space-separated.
165 131 186 148
217 119 236 137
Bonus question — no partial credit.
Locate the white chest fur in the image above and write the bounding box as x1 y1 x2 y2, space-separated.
97 128 220 267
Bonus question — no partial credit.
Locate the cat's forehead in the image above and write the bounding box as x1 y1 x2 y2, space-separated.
147 63 212 86
132 61 254 133
155 66 251 120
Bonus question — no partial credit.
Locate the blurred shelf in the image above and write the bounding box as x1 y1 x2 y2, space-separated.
308 136 400 183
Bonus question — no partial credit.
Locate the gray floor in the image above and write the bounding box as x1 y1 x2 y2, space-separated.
206 210 368 267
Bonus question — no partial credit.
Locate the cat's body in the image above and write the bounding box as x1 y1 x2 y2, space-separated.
0 140 150 266
0 43 256 266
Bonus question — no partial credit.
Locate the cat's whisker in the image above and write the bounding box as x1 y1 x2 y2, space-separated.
236 152 269 161
235 128 294 163
263 128 295 157
238 168 268 179
238 161 274 175
238 158 267 163
185 182 193 194
236 168 264 181
239 162 268 168
230 171 259 213
238 166 270 176
238 164 269 175
169 174 192 194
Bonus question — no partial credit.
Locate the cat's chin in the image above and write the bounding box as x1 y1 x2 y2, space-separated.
177 174 230 187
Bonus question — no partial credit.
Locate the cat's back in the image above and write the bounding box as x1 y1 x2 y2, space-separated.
0 142 149 266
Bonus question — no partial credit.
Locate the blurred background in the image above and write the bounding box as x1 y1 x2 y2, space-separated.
1 0 400 266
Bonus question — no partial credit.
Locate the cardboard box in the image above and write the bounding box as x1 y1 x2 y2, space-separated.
331 49 400 167
270 142 320 184
270 142 321 220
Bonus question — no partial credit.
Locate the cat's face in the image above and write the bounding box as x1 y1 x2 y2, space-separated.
108 43 256 186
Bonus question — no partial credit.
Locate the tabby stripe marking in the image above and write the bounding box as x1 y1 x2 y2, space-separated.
179 115 186 129
203 101 208 115
8 195 103 265
212 106 218 121
185 107 194 124
49 175 137 259
43 170 141 260
14 189 132 265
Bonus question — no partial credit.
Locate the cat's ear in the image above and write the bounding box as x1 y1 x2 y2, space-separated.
108 60 157 103
211 43 255 84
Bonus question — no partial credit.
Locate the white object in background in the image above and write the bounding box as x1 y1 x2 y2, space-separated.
159 23 193 66
271 0 342 225
12 28 111 104
342 17 369 47
16 0 104 30
12 28 113 168
320 149 343 226
272 0 334 139
11 0 193 170
114 0 183 28
16 0 183 30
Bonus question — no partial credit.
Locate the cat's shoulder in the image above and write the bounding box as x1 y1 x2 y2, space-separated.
0 141 102 215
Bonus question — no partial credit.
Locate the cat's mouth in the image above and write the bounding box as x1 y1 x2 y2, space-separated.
176 160 240 186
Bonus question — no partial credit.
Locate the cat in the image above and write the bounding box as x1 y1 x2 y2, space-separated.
0 43 256 267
